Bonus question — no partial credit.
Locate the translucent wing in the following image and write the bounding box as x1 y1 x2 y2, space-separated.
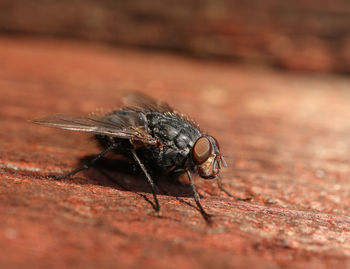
122 91 174 113
123 91 201 130
32 112 157 145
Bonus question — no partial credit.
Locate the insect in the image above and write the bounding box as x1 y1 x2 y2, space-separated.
32 92 249 222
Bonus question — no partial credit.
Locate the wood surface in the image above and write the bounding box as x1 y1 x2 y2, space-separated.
1 36 350 268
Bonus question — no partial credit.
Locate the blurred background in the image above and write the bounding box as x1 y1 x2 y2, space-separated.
1 0 350 73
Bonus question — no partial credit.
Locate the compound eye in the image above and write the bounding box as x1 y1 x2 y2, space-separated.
192 137 212 164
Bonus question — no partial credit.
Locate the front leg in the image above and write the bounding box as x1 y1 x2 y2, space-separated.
186 170 212 224
216 175 251 201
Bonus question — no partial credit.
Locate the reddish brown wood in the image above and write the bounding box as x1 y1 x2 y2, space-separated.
0 1 350 73
1 36 350 268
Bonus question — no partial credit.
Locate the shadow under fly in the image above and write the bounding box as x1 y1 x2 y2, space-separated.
76 154 196 198
32 91 250 223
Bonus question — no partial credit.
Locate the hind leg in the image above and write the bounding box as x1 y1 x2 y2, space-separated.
50 144 116 180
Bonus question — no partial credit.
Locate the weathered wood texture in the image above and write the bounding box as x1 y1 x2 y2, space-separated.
1 36 350 268
0 0 349 73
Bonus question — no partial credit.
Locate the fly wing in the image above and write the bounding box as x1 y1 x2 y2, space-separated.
32 113 158 145
122 91 174 113
123 91 201 130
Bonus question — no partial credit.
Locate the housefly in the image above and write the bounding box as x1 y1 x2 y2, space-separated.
32 92 249 222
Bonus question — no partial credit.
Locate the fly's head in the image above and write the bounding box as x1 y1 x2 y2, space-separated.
192 135 227 179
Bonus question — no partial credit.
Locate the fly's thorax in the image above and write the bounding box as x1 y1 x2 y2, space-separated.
146 112 202 170
147 112 201 148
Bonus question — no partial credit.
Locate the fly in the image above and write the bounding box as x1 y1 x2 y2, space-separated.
32 92 250 223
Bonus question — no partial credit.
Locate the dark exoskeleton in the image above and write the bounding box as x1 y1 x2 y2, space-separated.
32 92 249 222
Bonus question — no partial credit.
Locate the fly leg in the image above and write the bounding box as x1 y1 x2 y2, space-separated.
130 149 160 214
186 170 212 223
216 175 251 201
50 144 116 180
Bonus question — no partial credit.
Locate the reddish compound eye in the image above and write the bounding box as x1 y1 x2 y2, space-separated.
192 137 212 164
